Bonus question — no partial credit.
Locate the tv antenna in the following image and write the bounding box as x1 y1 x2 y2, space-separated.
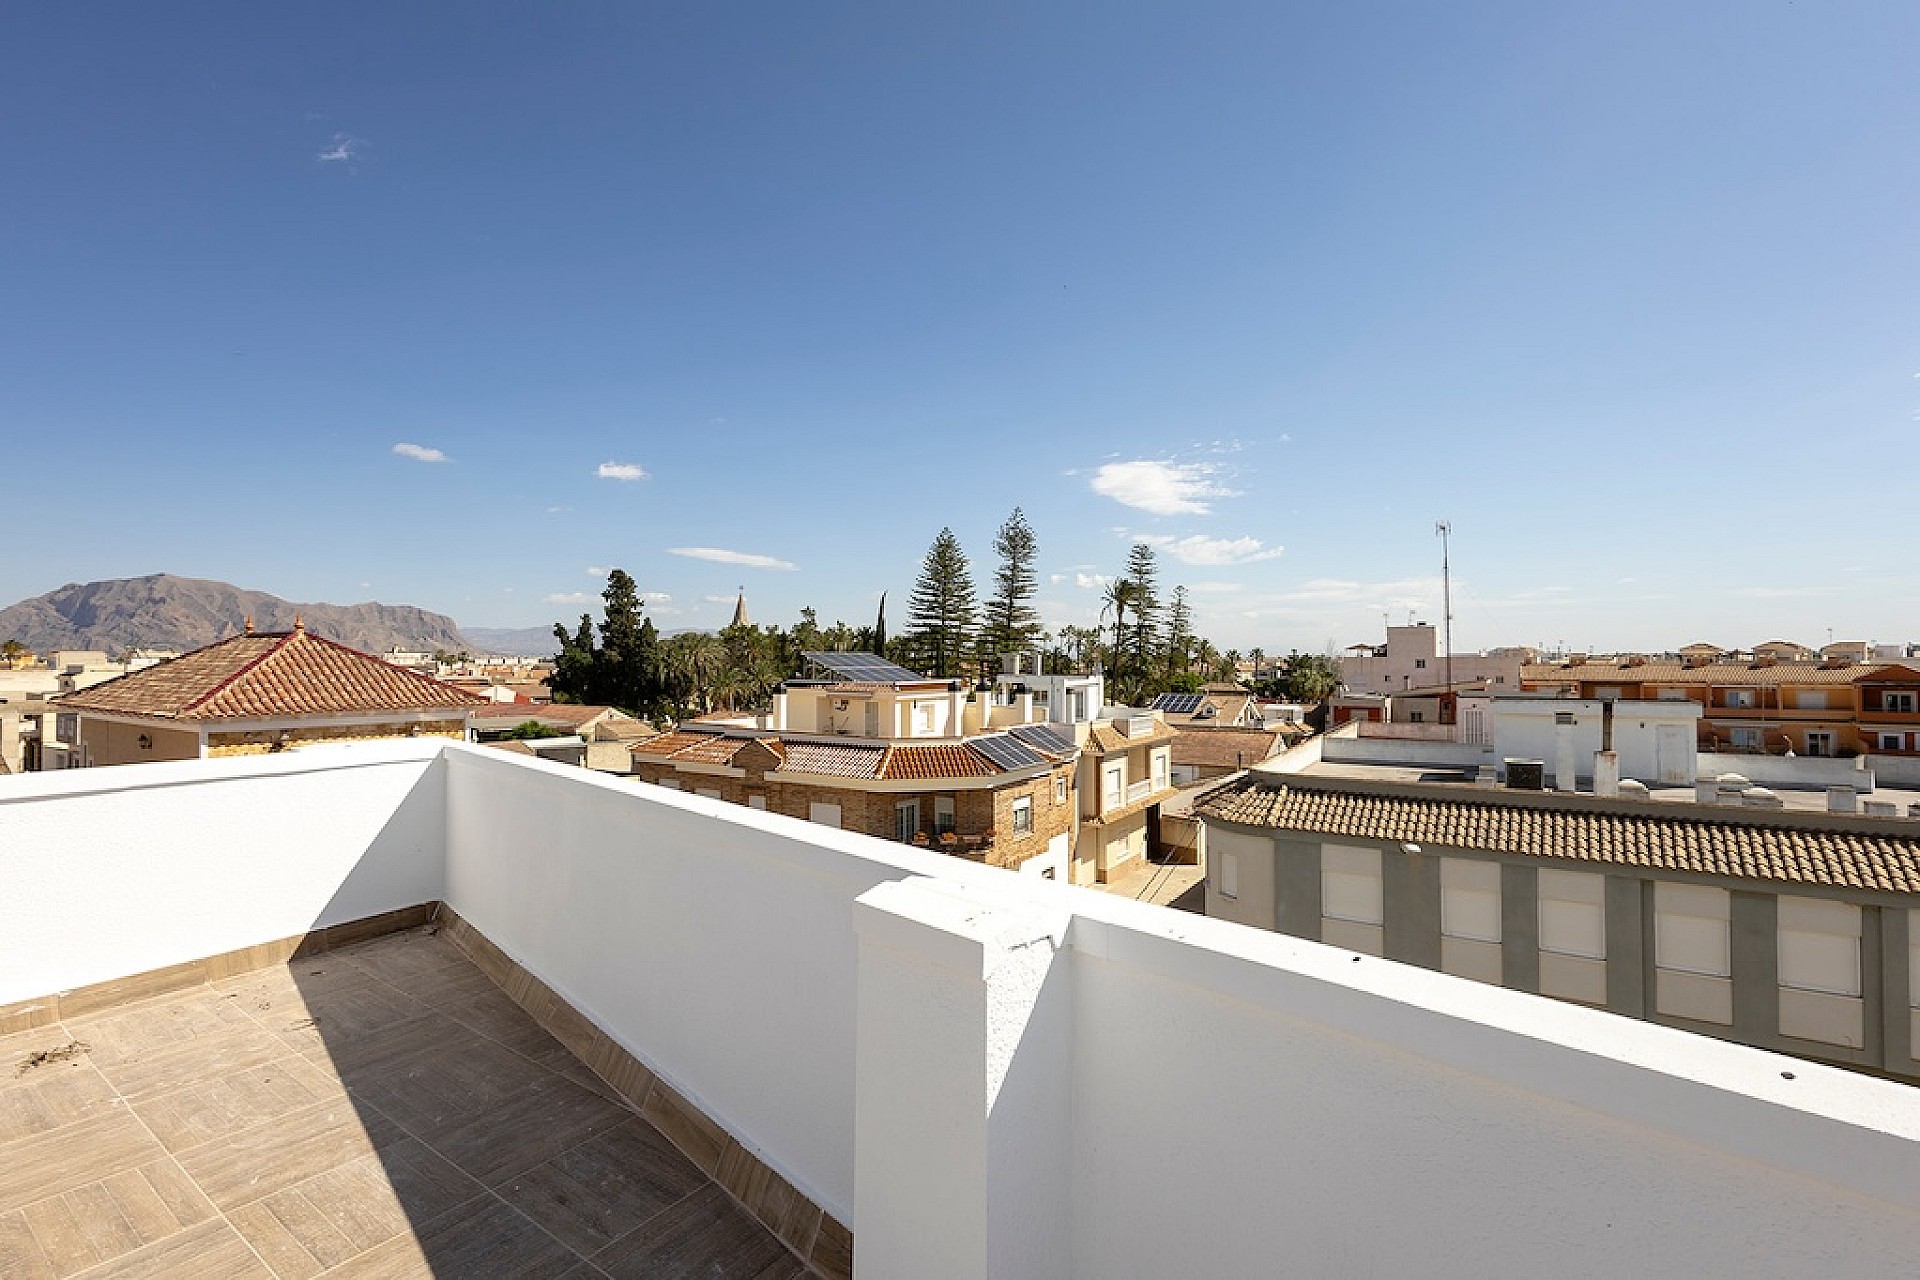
1435 521 1454 700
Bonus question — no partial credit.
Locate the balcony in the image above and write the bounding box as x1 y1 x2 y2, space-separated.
4 742 1920 1277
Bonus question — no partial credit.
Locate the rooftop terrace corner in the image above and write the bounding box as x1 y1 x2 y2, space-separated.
4 741 1920 1276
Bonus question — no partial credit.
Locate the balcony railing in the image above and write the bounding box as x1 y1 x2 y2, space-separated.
4 742 1918 1277
1127 778 1153 803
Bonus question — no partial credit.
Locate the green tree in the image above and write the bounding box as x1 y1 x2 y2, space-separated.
905 527 977 678
503 720 555 740
593 569 663 712
981 508 1042 669
1275 650 1340 702
1163 585 1194 679
1123 542 1162 675
0 639 28 663
548 615 598 704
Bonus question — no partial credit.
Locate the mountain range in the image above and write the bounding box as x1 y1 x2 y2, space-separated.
0 575 519 657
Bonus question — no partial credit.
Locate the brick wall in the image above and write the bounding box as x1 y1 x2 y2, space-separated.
206 719 468 758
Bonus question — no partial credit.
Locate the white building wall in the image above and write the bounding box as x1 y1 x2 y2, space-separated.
1491 698 1700 784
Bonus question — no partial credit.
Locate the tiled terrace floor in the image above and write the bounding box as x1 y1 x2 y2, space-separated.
0 928 813 1278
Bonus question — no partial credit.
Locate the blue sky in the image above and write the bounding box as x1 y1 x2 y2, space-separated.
4 3 1916 655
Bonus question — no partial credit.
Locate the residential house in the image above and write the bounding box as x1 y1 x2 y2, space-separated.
1200 770 1920 1080
1075 707 1178 885
631 651 1082 879
1169 724 1296 786
52 619 483 766
1148 684 1259 728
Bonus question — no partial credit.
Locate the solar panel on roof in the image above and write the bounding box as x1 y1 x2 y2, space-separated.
1010 723 1077 756
802 651 927 683
1151 693 1205 715
970 734 1045 771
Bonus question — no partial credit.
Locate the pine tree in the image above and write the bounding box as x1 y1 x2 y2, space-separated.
1164 584 1194 679
905 528 977 678
981 507 1042 669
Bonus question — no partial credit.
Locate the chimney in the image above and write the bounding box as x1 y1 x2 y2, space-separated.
293 614 305 634
243 615 254 636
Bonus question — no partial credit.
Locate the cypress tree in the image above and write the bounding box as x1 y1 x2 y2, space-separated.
982 507 1042 668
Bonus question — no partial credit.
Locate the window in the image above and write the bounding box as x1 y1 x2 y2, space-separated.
1729 727 1762 751
1218 851 1239 900
1882 733 1906 752
934 795 955 834
1777 897 1860 996
1152 750 1168 791
1795 690 1826 711
895 799 919 843
1724 689 1755 709
1321 845 1382 925
1805 731 1835 758
913 702 935 734
1538 869 1607 1004
1494 676 1505 685
1654 883 1731 1025
808 802 842 828
1440 858 1503 983
1011 797 1033 836
1414 659 1427 669
1658 687 1689 701
1778 896 1863 1049
746 794 767 810
1409 711 1425 724
1103 764 1123 811
1887 692 1917 714
656 778 681 790
696 788 722 800
1053 775 1068 805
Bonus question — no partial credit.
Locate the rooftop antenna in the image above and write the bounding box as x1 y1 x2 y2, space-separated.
1435 520 1454 703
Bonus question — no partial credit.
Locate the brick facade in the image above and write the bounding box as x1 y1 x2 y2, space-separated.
630 756 1075 872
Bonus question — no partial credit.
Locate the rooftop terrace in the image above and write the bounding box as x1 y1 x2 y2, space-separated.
4 741 1920 1276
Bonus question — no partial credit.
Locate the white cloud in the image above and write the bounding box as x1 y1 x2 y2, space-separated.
316 133 360 163
701 594 735 604
543 592 593 605
1088 460 1237 516
1188 581 1241 594
597 461 648 481
670 546 798 571
1137 534 1283 567
586 565 611 577
641 591 671 603
392 442 448 463
1074 572 1111 590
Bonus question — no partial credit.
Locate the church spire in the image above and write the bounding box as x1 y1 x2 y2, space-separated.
730 587 749 629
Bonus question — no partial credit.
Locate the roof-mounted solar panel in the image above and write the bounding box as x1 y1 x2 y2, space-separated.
802 651 927 684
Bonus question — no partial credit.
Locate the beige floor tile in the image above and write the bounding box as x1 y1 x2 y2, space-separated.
0 1061 120 1144
174 1099 402 1212
88 1020 292 1104
0 1027 93 1093
18 1159 216 1278
64 1217 270 1279
496 1117 707 1257
322 1195 581 1280
132 1056 346 1154
592 1182 804 1280
405 1063 632 1188
224 1140 477 1277
63 990 255 1069
0 1112 166 1214
0 1208 59 1280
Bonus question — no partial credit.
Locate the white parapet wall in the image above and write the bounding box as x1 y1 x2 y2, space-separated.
0 740 447 1004
5 741 1920 1278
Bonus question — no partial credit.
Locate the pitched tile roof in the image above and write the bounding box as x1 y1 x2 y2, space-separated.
776 741 886 779
1170 727 1289 770
1198 778 1920 894
1087 720 1176 754
630 730 769 765
54 629 483 722
880 743 997 780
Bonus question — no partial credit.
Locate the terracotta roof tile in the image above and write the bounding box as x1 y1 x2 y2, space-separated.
880 744 997 780
1198 779 1920 894
777 741 886 779
1520 660 1906 688
1171 727 1288 770
55 630 482 722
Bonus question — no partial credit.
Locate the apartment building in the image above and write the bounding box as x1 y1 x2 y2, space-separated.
1200 772 1920 1079
1522 655 1920 757
1338 624 1524 697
